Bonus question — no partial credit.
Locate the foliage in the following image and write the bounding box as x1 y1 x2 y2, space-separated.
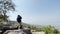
0 0 15 21
28 25 60 34
0 14 8 22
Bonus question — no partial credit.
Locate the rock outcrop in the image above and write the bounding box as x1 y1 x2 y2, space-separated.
3 29 32 34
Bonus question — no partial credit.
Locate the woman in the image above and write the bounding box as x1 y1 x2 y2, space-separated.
17 15 22 29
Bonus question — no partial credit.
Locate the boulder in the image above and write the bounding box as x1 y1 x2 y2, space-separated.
3 29 32 34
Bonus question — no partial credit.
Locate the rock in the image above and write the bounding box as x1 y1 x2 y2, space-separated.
0 31 2 34
3 29 25 34
32 32 45 34
3 29 32 34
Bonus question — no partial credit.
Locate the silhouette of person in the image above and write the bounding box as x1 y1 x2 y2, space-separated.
17 15 22 29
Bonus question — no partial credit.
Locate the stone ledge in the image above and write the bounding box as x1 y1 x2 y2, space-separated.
3 29 32 34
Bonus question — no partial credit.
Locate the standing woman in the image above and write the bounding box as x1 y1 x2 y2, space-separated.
17 15 22 29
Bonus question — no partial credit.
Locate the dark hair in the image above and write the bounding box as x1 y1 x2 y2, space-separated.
17 15 21 18
18 15 20 16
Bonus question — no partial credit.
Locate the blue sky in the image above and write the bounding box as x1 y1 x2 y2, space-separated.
7 0 60 28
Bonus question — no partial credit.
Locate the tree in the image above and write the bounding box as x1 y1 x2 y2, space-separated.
0 0 15 21
0 14 8 22
54 29 59 34
44 25 55 34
